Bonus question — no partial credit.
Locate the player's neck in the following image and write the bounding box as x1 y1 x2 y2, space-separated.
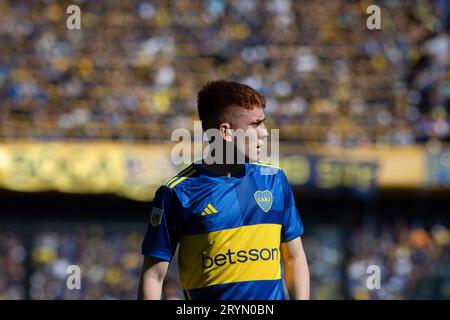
200 161 246 178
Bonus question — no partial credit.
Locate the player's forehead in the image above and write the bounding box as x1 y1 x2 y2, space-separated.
234 105 265 121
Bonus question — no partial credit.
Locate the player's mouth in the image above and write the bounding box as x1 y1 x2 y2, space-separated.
256 144 263 154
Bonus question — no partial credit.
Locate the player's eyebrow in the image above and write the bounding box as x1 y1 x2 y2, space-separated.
252 116 266 124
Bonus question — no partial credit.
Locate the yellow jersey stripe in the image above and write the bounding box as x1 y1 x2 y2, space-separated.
254 162 280 169
207 204 217 213
204 207 212 215
164 165 193 186
168 168 197 189
166 167 194 188
179 224 282 290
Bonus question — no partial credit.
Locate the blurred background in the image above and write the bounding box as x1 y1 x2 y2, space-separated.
0 0 449 299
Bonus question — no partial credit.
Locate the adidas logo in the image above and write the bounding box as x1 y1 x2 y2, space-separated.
201 203 218 216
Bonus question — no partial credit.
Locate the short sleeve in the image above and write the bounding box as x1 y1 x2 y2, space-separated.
280 170 304 242
141 185 180 261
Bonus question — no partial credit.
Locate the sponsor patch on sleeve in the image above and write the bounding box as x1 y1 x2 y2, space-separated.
150 207 163 226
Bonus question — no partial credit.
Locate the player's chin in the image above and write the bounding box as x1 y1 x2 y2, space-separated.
247 151 259 163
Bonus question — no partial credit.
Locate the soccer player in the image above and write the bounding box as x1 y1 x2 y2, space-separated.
138 80 309 300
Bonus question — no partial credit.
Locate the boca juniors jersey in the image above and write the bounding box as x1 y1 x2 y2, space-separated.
141 161 304 300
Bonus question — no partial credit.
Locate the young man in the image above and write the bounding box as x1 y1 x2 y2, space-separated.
138 80 309 300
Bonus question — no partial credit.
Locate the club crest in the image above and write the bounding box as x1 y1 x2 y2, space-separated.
254 190 273 213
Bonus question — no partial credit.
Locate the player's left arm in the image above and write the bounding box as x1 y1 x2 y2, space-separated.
279 169 310 299
281 236 310 300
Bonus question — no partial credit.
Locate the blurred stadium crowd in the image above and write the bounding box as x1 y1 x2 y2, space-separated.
0 0 449 145
0 221 448 299
30 225 142 299
346 221 450 299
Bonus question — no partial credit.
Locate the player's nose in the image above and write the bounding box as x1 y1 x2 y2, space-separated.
258 124 269 139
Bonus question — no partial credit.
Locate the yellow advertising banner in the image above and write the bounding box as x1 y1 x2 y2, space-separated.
0 142 428 201
283 144 426 189
0 142 177 201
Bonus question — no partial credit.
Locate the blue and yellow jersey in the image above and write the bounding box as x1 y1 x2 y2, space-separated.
141 162 304 300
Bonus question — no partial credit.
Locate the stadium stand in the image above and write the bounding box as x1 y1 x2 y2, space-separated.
0 0 448 144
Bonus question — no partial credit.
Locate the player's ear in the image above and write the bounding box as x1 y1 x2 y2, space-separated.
219 123 233 142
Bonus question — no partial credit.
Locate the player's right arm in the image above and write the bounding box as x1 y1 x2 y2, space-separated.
138 185 181 300
138 256 169 300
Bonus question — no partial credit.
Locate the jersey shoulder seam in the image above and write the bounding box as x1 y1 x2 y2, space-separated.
164 165 199 190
